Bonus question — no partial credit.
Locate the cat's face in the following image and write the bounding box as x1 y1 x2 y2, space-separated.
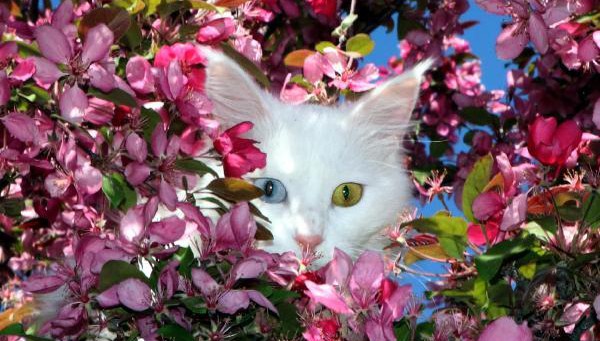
203 50 429 263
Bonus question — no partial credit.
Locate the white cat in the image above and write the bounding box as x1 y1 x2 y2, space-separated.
202 50 431 263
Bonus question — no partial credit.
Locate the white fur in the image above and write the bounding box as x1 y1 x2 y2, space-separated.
203 49 430 263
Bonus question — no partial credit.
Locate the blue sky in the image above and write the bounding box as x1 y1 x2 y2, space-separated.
363 1 508 297
366 0 507 90
365 0 507 219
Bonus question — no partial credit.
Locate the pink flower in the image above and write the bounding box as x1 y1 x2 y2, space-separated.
306 0 338 21
527 116 582 167
323 48 379 92
126 56 155 94
304 280 353 314
190 255 277 315
213 122 267 178
119 200 186 255
302 318 340 341
478 317 532 341
33 23 115 90
214 202 257 254
0 71 9 106
154 43 205 91
196 16 235 44
467 221 500 246
97 278 153 312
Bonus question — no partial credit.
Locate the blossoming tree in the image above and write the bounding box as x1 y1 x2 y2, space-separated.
0 0 599 340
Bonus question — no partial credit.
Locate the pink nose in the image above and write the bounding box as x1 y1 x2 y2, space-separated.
294 234 323 250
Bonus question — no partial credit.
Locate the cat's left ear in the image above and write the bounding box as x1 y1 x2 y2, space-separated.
349 59 433 132
203 48 270 128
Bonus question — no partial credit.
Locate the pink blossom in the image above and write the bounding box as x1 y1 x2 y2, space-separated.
304 280 353 314
33 23 115 90
214 202 257 254
306 0 338 21
478 317 532 341
97 278 153 311
196 16 235 44
213 121 267 178
126 56 155 94
527 116 582 167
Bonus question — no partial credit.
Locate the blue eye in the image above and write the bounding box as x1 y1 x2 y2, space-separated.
254 178 286 203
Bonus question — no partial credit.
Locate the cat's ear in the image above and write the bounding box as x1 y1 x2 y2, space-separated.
349 59 433 133
203 48 269 128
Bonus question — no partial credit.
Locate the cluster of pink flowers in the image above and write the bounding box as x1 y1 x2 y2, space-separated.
1 0 600 340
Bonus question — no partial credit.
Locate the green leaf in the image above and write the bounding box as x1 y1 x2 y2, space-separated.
189 0 221 12
408 214 468 237
98 260 149 292
89 87 138 108
141 107 162 141
0 324 54 341
103 174 124 208
345 33 375 57
407 214 468 260
429 140 448 158
19 85 51 105
16 41 41 57
582 190 600 229
275 302 301 337
518 262 536 279
411 168 430 185
102 172 137 210
462 154 493 223
459 107 500 128
207 178 264 202
120 17 143 49
219 42 270 89
396 19 424 40
176 247 196 278
284 49 315 67
315 41 336 53
181 296 207 314
158 324 195 341
474 235 535 281
0 198 25 218
79 7 131 40
438 237 464 259
112 0 146 13
442 277 488 308
175 158 218 177
332 13 358 37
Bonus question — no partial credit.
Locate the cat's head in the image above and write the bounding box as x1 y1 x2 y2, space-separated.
203 50 430 263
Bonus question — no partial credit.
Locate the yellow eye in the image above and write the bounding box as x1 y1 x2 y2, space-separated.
332 183 363 207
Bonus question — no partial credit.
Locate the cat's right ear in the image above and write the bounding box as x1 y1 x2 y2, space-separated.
203 48 269 128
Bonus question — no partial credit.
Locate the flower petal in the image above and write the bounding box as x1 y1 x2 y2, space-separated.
191 268 220 297
500 193 527 231
88 63 115 92
528 14 548 54
478 317 532 341
126 56 155 94
231 258 267 281
74 164 103 195
59 85 88 123
34 25 72 64
1 112 39 143
217 290 250 314
117 278 152 311
120 206 145 244
246 289 278 314
304 281 353 314
147 216 186 244
126 132 148 163
496 23 528 60
81 24 114 64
